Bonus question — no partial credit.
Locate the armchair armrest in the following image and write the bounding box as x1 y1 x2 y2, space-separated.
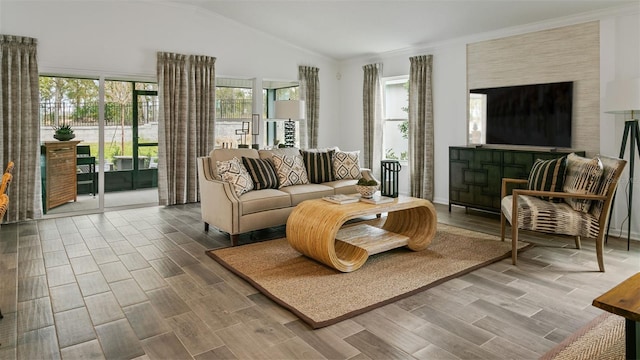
501 178 528 198
511 189 607 202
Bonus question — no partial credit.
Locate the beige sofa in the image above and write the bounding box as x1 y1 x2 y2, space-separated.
197 147 374 245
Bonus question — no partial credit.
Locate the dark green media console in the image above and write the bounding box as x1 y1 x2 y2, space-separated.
449 146 585 213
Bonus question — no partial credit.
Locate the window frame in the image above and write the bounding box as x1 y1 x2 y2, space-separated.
381 75 410 163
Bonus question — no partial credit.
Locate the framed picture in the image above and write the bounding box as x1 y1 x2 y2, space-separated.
252 114 260 135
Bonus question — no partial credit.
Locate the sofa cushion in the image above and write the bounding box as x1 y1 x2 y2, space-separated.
563 153 604 213
333 150 363 180
323 179 358 195
209 148 259 179
527 156 567 202
216 157 254 196
279 184 335 206
242 157 279 190
240 189 291 215
301 149 335 184
271 153 309 188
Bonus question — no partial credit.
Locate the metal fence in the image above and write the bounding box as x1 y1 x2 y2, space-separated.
40 98 252 126
40 101 159 127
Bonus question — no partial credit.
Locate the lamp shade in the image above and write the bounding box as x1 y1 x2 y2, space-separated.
604 78 640 115
274 100 305 120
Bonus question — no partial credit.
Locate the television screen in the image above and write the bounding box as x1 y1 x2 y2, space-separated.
470 82 573 148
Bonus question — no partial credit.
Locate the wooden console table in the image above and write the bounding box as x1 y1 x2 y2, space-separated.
592 272 640 359
42 140 81 212
286 196 437 272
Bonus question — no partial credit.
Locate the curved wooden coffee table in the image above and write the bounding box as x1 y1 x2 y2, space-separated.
286 196 437 272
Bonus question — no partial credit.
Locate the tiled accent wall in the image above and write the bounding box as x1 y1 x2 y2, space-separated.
467 21 600 155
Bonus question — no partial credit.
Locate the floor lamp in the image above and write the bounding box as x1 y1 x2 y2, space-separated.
274 100 305 148
604 78 640 250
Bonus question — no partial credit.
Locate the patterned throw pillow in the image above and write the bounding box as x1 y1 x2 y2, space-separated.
333 151 362 180
242 157 278 190
563 153 604 213
300 150 335 184
216 157 254 197
527 156 567 202
271 154 309 188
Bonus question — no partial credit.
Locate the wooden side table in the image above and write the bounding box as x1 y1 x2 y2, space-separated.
592 272 640 359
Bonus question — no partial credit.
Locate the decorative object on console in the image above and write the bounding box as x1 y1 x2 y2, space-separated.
274 100 305 148
235 121 250 148
604 78 640 250
381 160 401 198
53 123 75 141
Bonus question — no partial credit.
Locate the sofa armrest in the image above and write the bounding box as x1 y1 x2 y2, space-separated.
197 156 241 234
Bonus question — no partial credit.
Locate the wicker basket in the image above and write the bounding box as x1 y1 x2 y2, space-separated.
355 185 379 199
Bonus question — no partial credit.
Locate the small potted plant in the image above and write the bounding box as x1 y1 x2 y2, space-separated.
355 178 379 198
53 124 75 141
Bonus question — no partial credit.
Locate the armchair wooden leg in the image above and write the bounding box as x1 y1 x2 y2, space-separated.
500 211 506 242
596 234 605 272
511 197 519 266
204 222 209 232
574 236 581 249
512 225 519 266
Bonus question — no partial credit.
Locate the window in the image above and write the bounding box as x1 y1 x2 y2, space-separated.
262 80 299 148
215 78 253 148
382 76 409 162
468 93 486 145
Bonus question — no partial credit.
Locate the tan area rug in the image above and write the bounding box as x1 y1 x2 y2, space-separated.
206 223 532 329
540 313 625 360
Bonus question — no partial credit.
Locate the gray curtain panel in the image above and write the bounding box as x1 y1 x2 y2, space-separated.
362 63 383 178
157 52 216 206
408 55 434 200
0 35 42 222
298 66 319 149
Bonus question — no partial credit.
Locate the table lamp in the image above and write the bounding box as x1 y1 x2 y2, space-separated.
274 100 305 148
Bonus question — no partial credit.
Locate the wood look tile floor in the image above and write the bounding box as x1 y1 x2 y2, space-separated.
0 203 639 359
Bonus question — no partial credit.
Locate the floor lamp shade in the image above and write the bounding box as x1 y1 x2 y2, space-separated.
604 78 640 116
274 100 305 147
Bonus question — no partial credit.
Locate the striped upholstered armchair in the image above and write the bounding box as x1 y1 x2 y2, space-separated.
500 153 626 272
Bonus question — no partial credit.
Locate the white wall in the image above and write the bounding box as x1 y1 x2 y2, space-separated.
0 1 340 148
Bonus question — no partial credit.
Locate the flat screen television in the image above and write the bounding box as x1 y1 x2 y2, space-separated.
470 82 573 148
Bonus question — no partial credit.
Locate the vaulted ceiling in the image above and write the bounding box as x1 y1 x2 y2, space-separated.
178 0 637 60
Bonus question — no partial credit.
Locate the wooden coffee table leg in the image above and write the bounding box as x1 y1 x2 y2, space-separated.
384 202 437 251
